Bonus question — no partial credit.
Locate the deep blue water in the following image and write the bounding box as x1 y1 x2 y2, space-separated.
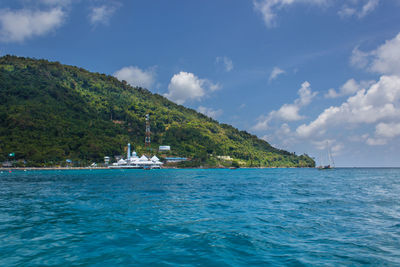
0 168 400 266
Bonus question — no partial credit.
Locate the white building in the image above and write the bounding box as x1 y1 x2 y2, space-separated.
159 146 171 152
109 143 163 169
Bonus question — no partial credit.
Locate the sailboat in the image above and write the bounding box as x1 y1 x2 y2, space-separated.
317 142 335 170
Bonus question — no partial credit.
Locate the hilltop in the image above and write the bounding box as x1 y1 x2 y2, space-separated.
0 56 314 167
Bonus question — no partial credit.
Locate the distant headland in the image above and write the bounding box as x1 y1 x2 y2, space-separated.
0 55 315 168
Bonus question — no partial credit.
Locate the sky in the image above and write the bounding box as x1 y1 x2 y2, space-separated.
1 0 400 167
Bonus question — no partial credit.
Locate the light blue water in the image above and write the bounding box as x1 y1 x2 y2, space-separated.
0 168 399 266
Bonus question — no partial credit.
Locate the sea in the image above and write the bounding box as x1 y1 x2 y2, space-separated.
0 168 399 266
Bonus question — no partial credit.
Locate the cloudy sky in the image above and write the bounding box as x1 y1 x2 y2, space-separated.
1 0 400 167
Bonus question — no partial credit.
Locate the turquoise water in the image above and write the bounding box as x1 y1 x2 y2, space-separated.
0 168 399 266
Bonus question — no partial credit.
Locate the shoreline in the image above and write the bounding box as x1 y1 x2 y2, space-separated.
0 166 314 171
1 167 399 171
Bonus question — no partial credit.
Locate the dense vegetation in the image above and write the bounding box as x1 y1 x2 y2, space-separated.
0 56 315 167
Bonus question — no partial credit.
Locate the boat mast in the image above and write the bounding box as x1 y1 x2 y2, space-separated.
327 141 335 167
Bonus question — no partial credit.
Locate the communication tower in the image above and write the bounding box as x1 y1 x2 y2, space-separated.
145 114 151 149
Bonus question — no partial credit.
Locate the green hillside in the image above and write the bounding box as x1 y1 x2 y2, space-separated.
0 55 314 167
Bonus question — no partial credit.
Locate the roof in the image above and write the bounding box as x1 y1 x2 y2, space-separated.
139 155 148 161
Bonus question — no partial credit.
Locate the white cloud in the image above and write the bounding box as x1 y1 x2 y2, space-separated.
253 0 330 28
338 0 379 18
0 8 65 42
216 56 233 72
338 6 356 17
113 66 156 89
274 104 303 121
271 123 296 146
278 123 291 135
351 32 400 75
253 0 378 28
331 143 344 153
253 115 270 131
297 75 400 138
375 122 400 138
198 106 223 119
312 139 334 150
359 0 379 17
39 0 72 6
208 81 221 92
296 81 317 106
350 46 370 69
325 78 374 98
164 72 219 104
269 67 285 82
89 4 120 26
367 122 400 146
366 137 387 146
297 32 400 150
370 33 400 75
253 81 317 130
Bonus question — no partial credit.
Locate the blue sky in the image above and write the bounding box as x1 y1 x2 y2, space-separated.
1 0 400 166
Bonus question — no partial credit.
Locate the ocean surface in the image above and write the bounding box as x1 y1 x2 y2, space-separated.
0 168 399 266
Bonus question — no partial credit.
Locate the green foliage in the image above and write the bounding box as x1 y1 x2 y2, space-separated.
231 160 240 168
0 55 315 167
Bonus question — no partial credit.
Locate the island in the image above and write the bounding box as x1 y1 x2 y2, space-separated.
0 56 315 168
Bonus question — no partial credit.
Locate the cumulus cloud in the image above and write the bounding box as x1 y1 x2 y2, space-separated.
369 33 400 75
164 72 220 104
113 66 156 89
0 8 65 42
198 106 223 119
89 3 120 26
338 0 379 18
325 78 374 98
375 122 400 138
267 123 297 147
269 67 285 82
296 32 400 149
297 75 400 139
367 122 400 146
351 32 400 75
366 137 387 146
216 56 233 72
253 81 317 130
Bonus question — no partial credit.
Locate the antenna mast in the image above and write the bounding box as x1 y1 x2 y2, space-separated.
145 114 151 150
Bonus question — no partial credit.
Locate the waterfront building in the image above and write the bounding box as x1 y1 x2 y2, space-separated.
165 157 187 163
159 146 171 152
109 144 163 169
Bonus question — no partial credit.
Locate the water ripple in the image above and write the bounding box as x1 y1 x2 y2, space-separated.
0 168 400 266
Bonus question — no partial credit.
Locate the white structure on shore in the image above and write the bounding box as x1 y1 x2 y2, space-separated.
109 143 163 169
159 145 171 152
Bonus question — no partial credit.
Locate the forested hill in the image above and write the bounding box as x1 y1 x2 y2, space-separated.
0 55 314 167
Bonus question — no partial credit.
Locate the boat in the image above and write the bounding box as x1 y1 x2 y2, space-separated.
317 164 332 170
317 142 335 170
